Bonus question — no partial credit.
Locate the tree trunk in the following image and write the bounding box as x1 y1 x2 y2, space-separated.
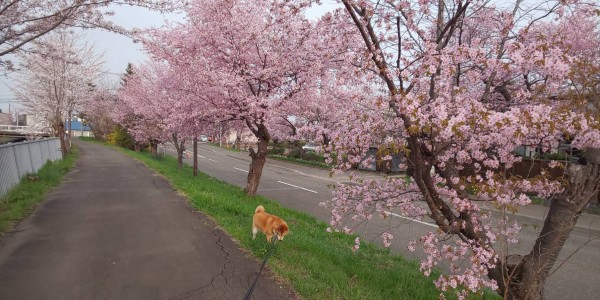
177 148 184 168
172 134 185 169
245 123 270 196
235 135 241 150
322 132 330 147
150 141 158 158
245 138 268 196
56 121 68 157
496 150 600 299
193 136 198 176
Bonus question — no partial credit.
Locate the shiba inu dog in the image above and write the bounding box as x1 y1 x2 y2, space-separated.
252 205 288 243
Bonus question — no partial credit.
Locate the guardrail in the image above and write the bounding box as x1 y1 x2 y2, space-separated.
0 125 30 132
0 138 62 197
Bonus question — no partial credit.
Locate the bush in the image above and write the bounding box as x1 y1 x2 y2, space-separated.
268 143 286 155
288 148 304 159
108 125 135 150
303 151 324 163
540 152 568 160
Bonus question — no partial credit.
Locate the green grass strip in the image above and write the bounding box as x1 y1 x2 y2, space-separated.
267 153 333 169
107 143 498 300
0 145 79 236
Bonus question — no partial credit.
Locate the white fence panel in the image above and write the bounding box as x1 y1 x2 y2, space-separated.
0 138 63 197
0 146 19 197
12 143 34 179
40 140 50 164
29 142 43 171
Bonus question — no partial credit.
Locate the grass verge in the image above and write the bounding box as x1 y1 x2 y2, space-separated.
105 142 498 300
0 145 79 236
267 153 333 169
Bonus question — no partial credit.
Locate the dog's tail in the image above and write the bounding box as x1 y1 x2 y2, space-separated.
255 205 265 214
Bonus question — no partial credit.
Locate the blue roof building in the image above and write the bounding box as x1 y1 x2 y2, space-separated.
66 119 93 137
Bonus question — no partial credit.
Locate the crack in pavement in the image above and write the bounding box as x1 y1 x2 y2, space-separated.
210 228 232 290
168 226 236 300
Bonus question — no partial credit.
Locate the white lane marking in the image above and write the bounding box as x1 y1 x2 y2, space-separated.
208 158 218 162
234 167 249 173
384 211 438 228
277 181 318 194
183 150 205 158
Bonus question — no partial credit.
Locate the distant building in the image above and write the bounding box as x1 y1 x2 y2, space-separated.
0 109 13 125
224 129 257 149
66 117 93 137
515 145 540 158
17 114 32 126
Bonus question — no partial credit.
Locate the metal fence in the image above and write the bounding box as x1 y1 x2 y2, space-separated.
0 138 62 197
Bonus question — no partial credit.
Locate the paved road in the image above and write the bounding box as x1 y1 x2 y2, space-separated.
167 143 600 300
0 140 295 300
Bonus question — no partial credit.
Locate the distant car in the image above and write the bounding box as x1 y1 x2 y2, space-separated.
199 135 208 142
302 142 321 152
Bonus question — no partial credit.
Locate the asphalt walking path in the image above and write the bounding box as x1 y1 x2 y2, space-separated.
0 140 295 300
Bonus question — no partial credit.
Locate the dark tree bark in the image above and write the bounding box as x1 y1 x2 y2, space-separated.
149 140 159 158
172 134 186 169
54 120 68 157
322 132 331 147
245 122 270 196
496 150 600 300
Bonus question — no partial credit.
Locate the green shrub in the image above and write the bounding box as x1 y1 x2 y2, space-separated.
303 151 324 163
268 144 286 155
108 125 135 150
540 152 568 160
288 148 304 159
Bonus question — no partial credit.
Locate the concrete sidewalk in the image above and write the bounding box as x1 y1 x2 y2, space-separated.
0 140 295 300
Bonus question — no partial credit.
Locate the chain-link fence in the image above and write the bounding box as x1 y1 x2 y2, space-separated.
0 138 62 197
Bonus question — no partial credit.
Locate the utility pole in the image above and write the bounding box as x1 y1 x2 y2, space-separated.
219 121 222 147
193 136 198 176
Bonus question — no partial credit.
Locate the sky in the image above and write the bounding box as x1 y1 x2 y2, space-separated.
0 1 340 115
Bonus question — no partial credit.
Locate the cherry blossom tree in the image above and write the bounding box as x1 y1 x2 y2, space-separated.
12 30 104 156
117 62 176 160
308 0 600 299
80 86 118 141
283 9 376 150
117 58 214 169
146 0 331 195
0 0 180 70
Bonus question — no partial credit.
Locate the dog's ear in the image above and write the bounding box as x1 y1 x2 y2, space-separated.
278 223 287 234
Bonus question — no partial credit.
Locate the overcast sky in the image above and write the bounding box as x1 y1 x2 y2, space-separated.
0 1 339 114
